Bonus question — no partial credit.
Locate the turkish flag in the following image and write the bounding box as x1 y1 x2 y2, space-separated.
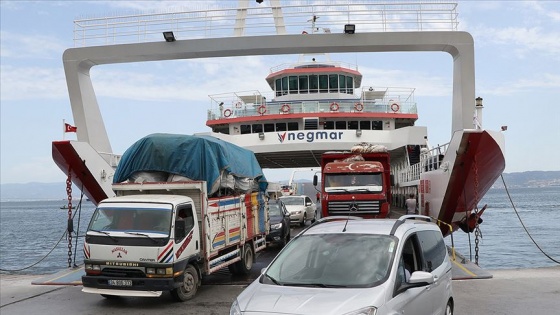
64 123 77 133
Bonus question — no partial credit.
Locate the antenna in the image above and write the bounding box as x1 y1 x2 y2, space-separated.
342 216 350 232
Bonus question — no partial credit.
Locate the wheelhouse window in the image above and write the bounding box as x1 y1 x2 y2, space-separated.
335 121 346 129
276 123 287 131
319 75 329 93
252 124 263 133
348 121 359 130
289 76 298 93
299 76 309 94
240 125 251 134
329 74 338 93
309 75 318 93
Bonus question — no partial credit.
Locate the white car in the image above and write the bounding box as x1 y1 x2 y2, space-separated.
230 215 454 315
279 195 317 227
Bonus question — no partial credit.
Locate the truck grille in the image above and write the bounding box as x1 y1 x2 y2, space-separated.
101 268 145 278
327 200 381 215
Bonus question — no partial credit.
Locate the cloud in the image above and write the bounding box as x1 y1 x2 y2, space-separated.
0 31 67 60
89 56 271 102
0 65 68 101
471 26 560 59
480 73 560 96
522 1 560 22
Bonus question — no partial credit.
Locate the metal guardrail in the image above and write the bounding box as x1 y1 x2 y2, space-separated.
73 1 459 47
207 87 417 120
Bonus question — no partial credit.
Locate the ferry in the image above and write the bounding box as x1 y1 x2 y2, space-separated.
52 1 505 236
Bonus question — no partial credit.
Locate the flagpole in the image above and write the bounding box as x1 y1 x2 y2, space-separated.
63 119 66 140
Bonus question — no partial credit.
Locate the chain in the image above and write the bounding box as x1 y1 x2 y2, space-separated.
473 155 480 265
66 171 73 268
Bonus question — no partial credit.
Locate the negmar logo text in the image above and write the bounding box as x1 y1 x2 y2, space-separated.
277 131 344 143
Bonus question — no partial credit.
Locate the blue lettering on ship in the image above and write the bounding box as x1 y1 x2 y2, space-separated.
277 131 344 143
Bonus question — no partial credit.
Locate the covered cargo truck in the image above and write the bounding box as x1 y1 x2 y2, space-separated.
81 134 269 301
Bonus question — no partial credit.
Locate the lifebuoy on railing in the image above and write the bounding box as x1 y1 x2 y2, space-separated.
330 102 339 111
235 102 243 109
281 104 291 113
354 102 364 112
223 109 232 117
257 105 267 115
391 103 400 112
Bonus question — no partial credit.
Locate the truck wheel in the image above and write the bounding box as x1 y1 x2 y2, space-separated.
233 244 254 275
171 265 198 302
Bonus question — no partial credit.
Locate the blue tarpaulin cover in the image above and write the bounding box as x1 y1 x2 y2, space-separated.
113 133 267 193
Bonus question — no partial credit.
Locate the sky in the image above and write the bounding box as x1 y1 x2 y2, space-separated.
1 0 559 187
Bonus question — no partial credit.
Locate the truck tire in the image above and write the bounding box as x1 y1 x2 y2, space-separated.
233 244 254 275
171 265 198 302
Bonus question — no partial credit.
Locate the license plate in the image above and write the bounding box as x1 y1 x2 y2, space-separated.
108 279 132 287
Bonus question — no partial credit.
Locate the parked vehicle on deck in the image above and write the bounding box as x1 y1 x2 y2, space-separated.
266 200 291 248
231 215 454 315
279 195 317 227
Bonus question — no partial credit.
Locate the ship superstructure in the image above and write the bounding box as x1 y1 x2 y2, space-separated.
53 1 505 235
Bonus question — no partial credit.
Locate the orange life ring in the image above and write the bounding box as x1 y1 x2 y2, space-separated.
257 105 267 115
354 102 364 112
391 103 400 112
235 102 243 109
330 102 339 111
281 104 291 113
223 109 232 117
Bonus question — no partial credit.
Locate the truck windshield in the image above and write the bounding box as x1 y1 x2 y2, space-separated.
88 205 173 235
264 233 395 288
324 173 383 192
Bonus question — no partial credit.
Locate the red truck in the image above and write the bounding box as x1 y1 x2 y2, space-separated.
313 151 392 218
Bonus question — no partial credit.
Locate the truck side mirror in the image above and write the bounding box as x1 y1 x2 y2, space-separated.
175 220 186 240
313 174 318 186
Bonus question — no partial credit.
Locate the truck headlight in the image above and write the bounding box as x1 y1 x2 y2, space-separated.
271 223 282 230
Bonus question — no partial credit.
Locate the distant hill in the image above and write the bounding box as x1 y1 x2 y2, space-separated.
1 171 559 201
493 171 560 188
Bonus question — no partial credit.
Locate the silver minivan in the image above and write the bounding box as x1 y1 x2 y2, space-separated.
230 215 453 315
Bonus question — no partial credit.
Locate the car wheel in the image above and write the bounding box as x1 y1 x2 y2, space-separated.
445 299 454 315
171 264 199 302
279 231 287 248
300 213 307 227
311 210 317 223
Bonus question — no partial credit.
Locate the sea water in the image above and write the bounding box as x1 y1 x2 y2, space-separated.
1 187 559 275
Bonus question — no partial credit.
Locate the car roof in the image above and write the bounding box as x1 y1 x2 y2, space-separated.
279 195 308 199
302 217 440 238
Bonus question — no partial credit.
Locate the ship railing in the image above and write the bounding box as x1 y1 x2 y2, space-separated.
397 143 450 183
72 2 458 47
207 87 417 120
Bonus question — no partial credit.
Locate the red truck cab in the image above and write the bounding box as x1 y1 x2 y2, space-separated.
314 152 392 218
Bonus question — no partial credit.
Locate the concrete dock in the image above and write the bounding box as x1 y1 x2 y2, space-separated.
2 266 559 314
